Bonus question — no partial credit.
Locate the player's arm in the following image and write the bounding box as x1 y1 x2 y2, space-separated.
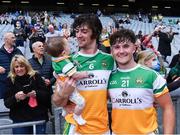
156 92 175 134
52 78 76 107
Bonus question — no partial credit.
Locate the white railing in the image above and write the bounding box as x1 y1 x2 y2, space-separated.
0 120 45 135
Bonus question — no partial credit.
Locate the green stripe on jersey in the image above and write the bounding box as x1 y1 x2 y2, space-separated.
53 58 72 74
72 50 114 71
154 84 166 94
63 122 71 135
108 65 166 94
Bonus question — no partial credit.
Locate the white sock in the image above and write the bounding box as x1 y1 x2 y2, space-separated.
73 114 86 125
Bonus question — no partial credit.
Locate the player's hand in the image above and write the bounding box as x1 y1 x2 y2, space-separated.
62 78 76 95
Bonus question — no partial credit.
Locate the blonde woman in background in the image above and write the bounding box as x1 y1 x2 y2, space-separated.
137 50 166 76
4 55 49 134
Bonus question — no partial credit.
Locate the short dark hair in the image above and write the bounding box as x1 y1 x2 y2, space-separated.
72 14 102 40
46 37 67 57
110 29 136 46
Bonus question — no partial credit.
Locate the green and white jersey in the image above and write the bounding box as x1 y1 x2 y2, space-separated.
65 50 115 134
73 50 115 91
108 64 169 134
52 56 76 77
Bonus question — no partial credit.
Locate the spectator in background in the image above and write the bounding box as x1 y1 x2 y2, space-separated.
51 16 58 28
137 50 166 75
28 23 46 52
24 21 33 41
58 22 62 31
2 14 10 25
148 13 152 23
45 24 61 42
4 55 49 134
124 15 131 24
136 30 143 40
96 9 102 17
169 50 180 68
28 41 55 114
60 23 70 39
31 16 37 26
176 19 180 25
119 18 124 25
138 12 142 21
137 47 180 92
0 32 23 99
13 21 25 47
133 38 143 62
13 21 26 54
141 27 160 54
99 27 110 53
43 11 50 27
166 54 180 91
167 79 180 92
158 14 163 22
157 26 175 63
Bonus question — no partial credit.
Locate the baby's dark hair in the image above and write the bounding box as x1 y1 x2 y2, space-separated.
46 37 67 57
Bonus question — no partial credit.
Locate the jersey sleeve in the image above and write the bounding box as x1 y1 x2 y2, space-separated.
62 60 77 77
153 72 169 98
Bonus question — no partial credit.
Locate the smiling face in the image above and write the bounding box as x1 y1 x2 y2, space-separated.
14 61 26 76
72 14 103 53
75 25 96 49
110 29 137 69
111 41 137 69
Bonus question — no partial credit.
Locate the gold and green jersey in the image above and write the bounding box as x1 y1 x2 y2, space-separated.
52 55 75 76
108 64 169 134
65 50 115 134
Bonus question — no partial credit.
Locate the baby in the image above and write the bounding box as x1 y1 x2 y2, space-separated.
47 37 92 125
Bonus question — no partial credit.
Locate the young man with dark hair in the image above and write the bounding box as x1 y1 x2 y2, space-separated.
108 29 175 134
52 14 115 134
